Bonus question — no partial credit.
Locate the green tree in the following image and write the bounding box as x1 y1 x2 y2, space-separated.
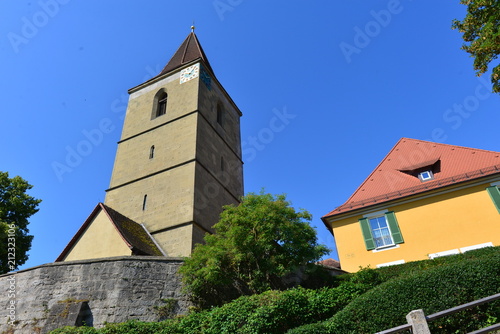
179 192 330 307
0 172 41 274
453 0 500 92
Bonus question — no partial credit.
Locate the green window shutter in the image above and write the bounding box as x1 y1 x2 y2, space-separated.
385 211 404 244
359 218 376 250
486 186 500 214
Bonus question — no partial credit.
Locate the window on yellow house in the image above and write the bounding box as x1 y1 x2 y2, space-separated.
359 211 404 251
369 216 393 248
486 185 500 214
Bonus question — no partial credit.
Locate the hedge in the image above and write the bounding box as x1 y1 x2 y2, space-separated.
285 322 329 334
324 252 500 333
170 282 372 334
374 245 500 282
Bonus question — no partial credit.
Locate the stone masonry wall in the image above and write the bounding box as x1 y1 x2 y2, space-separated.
0 256 189 334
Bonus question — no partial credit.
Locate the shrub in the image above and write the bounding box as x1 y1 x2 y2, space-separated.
325 253 500 334
375 245 500 282
285 321 328 334
50 326 98 334
179 192 330 308
173 284 371 334
50 321 180 334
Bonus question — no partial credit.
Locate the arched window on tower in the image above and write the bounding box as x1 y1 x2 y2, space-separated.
149 145 155 159
154 90 168 118
216 102 224 126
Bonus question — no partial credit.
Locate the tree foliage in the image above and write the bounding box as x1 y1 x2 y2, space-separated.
0 172 41 274
453 0 500 92
179 192 330 307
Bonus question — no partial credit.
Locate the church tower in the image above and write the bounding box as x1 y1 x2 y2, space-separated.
56 30 243 261
103 31 244 257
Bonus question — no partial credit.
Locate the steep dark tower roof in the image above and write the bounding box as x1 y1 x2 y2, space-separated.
159 31 214 76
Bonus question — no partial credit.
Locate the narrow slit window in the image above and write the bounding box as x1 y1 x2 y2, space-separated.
217 103 224 126
149 145 155 159
220 156 225 172
142 194 148 211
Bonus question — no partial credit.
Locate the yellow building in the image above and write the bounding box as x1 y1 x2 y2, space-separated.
57 30 243 261
322 138 500 273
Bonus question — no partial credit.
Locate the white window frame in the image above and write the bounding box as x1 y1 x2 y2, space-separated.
418 170 434 182
364 210 395 250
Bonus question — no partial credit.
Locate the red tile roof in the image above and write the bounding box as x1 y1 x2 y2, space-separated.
324 138 500 218
317 258 341 269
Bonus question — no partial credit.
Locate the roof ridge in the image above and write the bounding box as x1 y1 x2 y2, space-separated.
180 32 193 64
55 203 104 261
100 203 133 249
404 137 500 154
101 204 163 256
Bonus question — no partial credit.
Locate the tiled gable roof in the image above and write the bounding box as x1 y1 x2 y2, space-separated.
56 203 164 261
102 204 165 257
158 31 213 76
324 138 500 218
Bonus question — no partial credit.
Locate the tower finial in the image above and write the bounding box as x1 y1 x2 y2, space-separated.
191 22 195 32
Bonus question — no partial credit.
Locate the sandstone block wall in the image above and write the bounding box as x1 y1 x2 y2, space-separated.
0 256 189 334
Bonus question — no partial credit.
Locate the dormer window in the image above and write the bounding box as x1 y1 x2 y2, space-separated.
418 170 434 182
399 158 440 183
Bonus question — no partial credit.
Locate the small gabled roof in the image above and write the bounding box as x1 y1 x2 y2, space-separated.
56 203 164 262
158 31 214 76
324 138 500 218
317 258 341 269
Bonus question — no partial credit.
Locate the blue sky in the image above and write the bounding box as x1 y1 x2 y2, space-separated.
1 1 499 269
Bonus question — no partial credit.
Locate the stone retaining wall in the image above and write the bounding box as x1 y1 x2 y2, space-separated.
0 256 188 334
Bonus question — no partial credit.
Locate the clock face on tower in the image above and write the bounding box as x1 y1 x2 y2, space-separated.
180 64 200 84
